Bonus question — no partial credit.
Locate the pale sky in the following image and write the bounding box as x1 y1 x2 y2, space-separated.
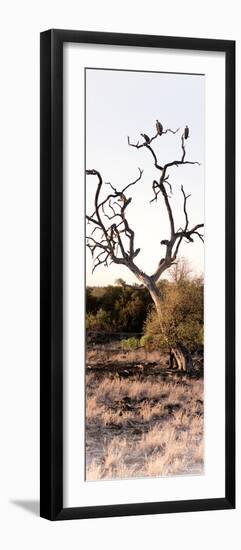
85 68 205 286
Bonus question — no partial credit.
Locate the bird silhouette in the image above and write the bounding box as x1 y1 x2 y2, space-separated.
156 120 163 135
184 125 189 140
140 133 151 144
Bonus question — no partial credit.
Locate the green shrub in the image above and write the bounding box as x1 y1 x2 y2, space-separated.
139 333 163 351
121 337 140 350
86 308 111 332
142 277 203 350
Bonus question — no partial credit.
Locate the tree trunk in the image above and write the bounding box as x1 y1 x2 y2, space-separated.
169 343 193 372
138 273 193 373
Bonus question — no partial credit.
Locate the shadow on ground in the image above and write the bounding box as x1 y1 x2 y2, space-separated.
11 500 39 516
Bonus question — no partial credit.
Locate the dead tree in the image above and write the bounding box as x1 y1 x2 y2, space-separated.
86 123 204 371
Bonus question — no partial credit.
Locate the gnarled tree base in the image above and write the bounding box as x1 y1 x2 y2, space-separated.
170 343 193 372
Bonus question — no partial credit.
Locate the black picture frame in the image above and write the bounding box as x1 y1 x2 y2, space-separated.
40 29 235 521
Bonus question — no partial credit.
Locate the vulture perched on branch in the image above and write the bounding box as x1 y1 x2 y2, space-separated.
184 125 189 140
156 120 163 136
140 133 151 144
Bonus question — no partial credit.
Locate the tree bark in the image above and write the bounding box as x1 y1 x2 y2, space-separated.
170 343 193 373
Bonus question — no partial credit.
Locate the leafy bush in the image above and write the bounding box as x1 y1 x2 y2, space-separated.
86 308 111 332
139 333 163 351
121 337 140 350
143 277 203 350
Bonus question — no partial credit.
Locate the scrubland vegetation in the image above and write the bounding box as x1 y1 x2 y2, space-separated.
86 267 203 350
85 265 204 481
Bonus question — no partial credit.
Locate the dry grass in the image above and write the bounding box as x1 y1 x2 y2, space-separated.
86 369 204 481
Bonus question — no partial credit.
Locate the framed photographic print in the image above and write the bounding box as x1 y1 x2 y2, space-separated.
40 29 235 520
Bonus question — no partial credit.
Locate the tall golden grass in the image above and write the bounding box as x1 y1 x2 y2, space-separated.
86 371 204 481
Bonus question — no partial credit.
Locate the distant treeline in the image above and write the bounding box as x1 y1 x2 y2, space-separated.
86 274 204 351
86 280 152 333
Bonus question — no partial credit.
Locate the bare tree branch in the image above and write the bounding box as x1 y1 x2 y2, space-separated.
128 135 164 171
86 168 144 273
86 123 204 286
145 130 203 282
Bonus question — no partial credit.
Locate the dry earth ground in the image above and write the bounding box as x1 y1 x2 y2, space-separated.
85 355 204 481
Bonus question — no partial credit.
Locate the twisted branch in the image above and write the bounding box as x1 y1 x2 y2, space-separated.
86 168 144 273
86 123 204 285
